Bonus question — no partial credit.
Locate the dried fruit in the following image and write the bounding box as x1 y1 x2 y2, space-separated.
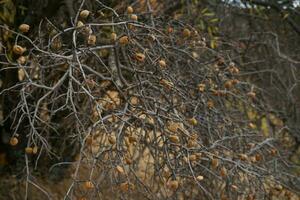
220 166 227 177
83 181 94 190
188 118 198 126
80 10 90 19
13 45 26 55
51 38 62 50
19 24 30 33
149 34 156 41
87 35 96 45
196 175 204 181
183 156 189 163
17 56 26 65
32 146 38 154
247 194 255 200
248 122 256 129
99 49 109 58
189 154 197 161
147 116 155 125
250 156 257 163
198 83 205 92
85 79 96 88
211 158 219 169
255 153 262 162
229 62 239 73
108 135 116 144
82 26 92 35
131 14 138 21
231 66 239 74
127 6 134 14
169 135 180 143
247 91 256 99
9 137 18 146
128 24 135 30
217 57 225 65
159 59 167 68
135 53 145 62
18 68 26 81
111 32 117 41
120 182 134 192
124 156 132 165
130 96 139 105
231 185 238 190
232 79 239 84
167 122 179 132
269 148 277 156
167 27 174 34
77 21 84 28
119 36 129 45
207 100 214 109
192 51 199 59
224 80 233 89
25 147 33 154
187 139 197 148
160 79 173 90
183 28 191 37
116 165 125 174
168 180 179 190
128 135 138 143
239 153 248 161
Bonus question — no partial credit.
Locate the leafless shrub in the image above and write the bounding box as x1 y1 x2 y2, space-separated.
0 1 298 199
